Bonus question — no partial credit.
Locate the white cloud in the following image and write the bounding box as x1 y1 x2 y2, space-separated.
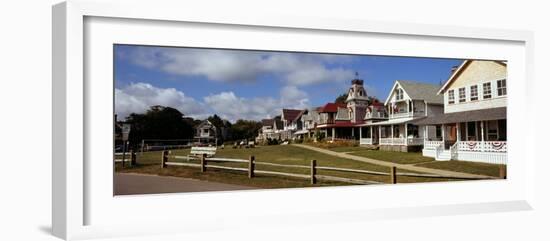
115 82 207 120
115 82 311 122
125 47 356 86
203 85 310 122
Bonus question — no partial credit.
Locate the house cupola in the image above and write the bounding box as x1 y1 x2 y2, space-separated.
345 72 369 105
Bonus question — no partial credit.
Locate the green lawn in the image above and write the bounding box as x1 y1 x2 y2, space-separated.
304 144 436 165
301 144 505 177
415 160 504 177
117 145 467 188
348 149 436 165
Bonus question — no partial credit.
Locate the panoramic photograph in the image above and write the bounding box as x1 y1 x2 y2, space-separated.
113 44 508 195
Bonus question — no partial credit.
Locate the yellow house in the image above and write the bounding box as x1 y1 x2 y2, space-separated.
415 60 507 164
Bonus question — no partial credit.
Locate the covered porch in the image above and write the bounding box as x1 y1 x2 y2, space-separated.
316 123 362 142
361 117 425 147
415 107 507 164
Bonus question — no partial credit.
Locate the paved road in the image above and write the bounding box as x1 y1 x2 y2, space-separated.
293 144 495 179
115 173 256 195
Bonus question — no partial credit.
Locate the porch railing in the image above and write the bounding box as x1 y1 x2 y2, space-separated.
359 138 373 145
457 141 507 153
424 140 443 149
379 137 423 146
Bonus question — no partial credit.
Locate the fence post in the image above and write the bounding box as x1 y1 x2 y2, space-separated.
248 155 255 178
201 153 207 172
390 166 397 184
499 165 507 179
131 150 137 166
311 159 317 184
160 150 168 168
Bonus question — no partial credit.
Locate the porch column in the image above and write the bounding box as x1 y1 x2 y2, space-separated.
465 122 469 141
456 123 461 142
332 128 335 141
359 127 362 139
370 126 374 143
405 124 408 146
481 121 485 152
379 126 382 144
423 126 427 141
441 124 446 143
391 125 394 145
407 100 410 117
411 100 415 115
481 121 485 141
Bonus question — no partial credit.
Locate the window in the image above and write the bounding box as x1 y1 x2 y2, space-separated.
396 89 403 100
448 89 455 104
470 85 478 101
497 79 507 96
458 87 466 103
483 82 492 99
435 126 442 139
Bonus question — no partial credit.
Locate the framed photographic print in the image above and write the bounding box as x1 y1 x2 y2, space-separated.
53 0 535 240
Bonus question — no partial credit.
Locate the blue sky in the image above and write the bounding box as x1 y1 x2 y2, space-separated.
114 44 463 122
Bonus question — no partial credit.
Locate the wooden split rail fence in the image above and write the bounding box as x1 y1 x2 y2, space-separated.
159 151 502 185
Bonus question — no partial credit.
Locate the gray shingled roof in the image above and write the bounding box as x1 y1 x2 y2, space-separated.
397 80 443 104
335 107 351 120
412 107 506 125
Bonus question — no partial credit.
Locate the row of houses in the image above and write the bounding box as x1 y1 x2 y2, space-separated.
257 60 507 164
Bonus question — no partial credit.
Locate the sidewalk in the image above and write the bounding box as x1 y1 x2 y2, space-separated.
293 144 495 179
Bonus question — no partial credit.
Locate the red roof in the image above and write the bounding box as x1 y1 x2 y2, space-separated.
282 109 303 121
371 101 384 106
318 103 346 113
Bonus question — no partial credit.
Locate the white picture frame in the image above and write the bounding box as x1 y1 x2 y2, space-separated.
52 0 535 240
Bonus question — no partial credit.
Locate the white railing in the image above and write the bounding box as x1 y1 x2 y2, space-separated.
366 112 388 119
360 138 373 145
457 141 507 153
406 138 424 146
390 111 425 119
390 112 411 118
450 142 459 160
424 140 443 149
380 137 424 146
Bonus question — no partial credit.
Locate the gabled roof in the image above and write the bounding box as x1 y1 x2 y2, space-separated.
292 109 307 122
261 119 274 127
437 60 507 95
281 109 303 122
197 120 216 130
384 80 443 105
318 103 346 113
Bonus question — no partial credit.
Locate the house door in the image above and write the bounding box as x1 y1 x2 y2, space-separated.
445 125 457 149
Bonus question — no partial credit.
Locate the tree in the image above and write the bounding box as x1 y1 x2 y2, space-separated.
334 93 348 104
229 119 262 141
125 105 194 148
